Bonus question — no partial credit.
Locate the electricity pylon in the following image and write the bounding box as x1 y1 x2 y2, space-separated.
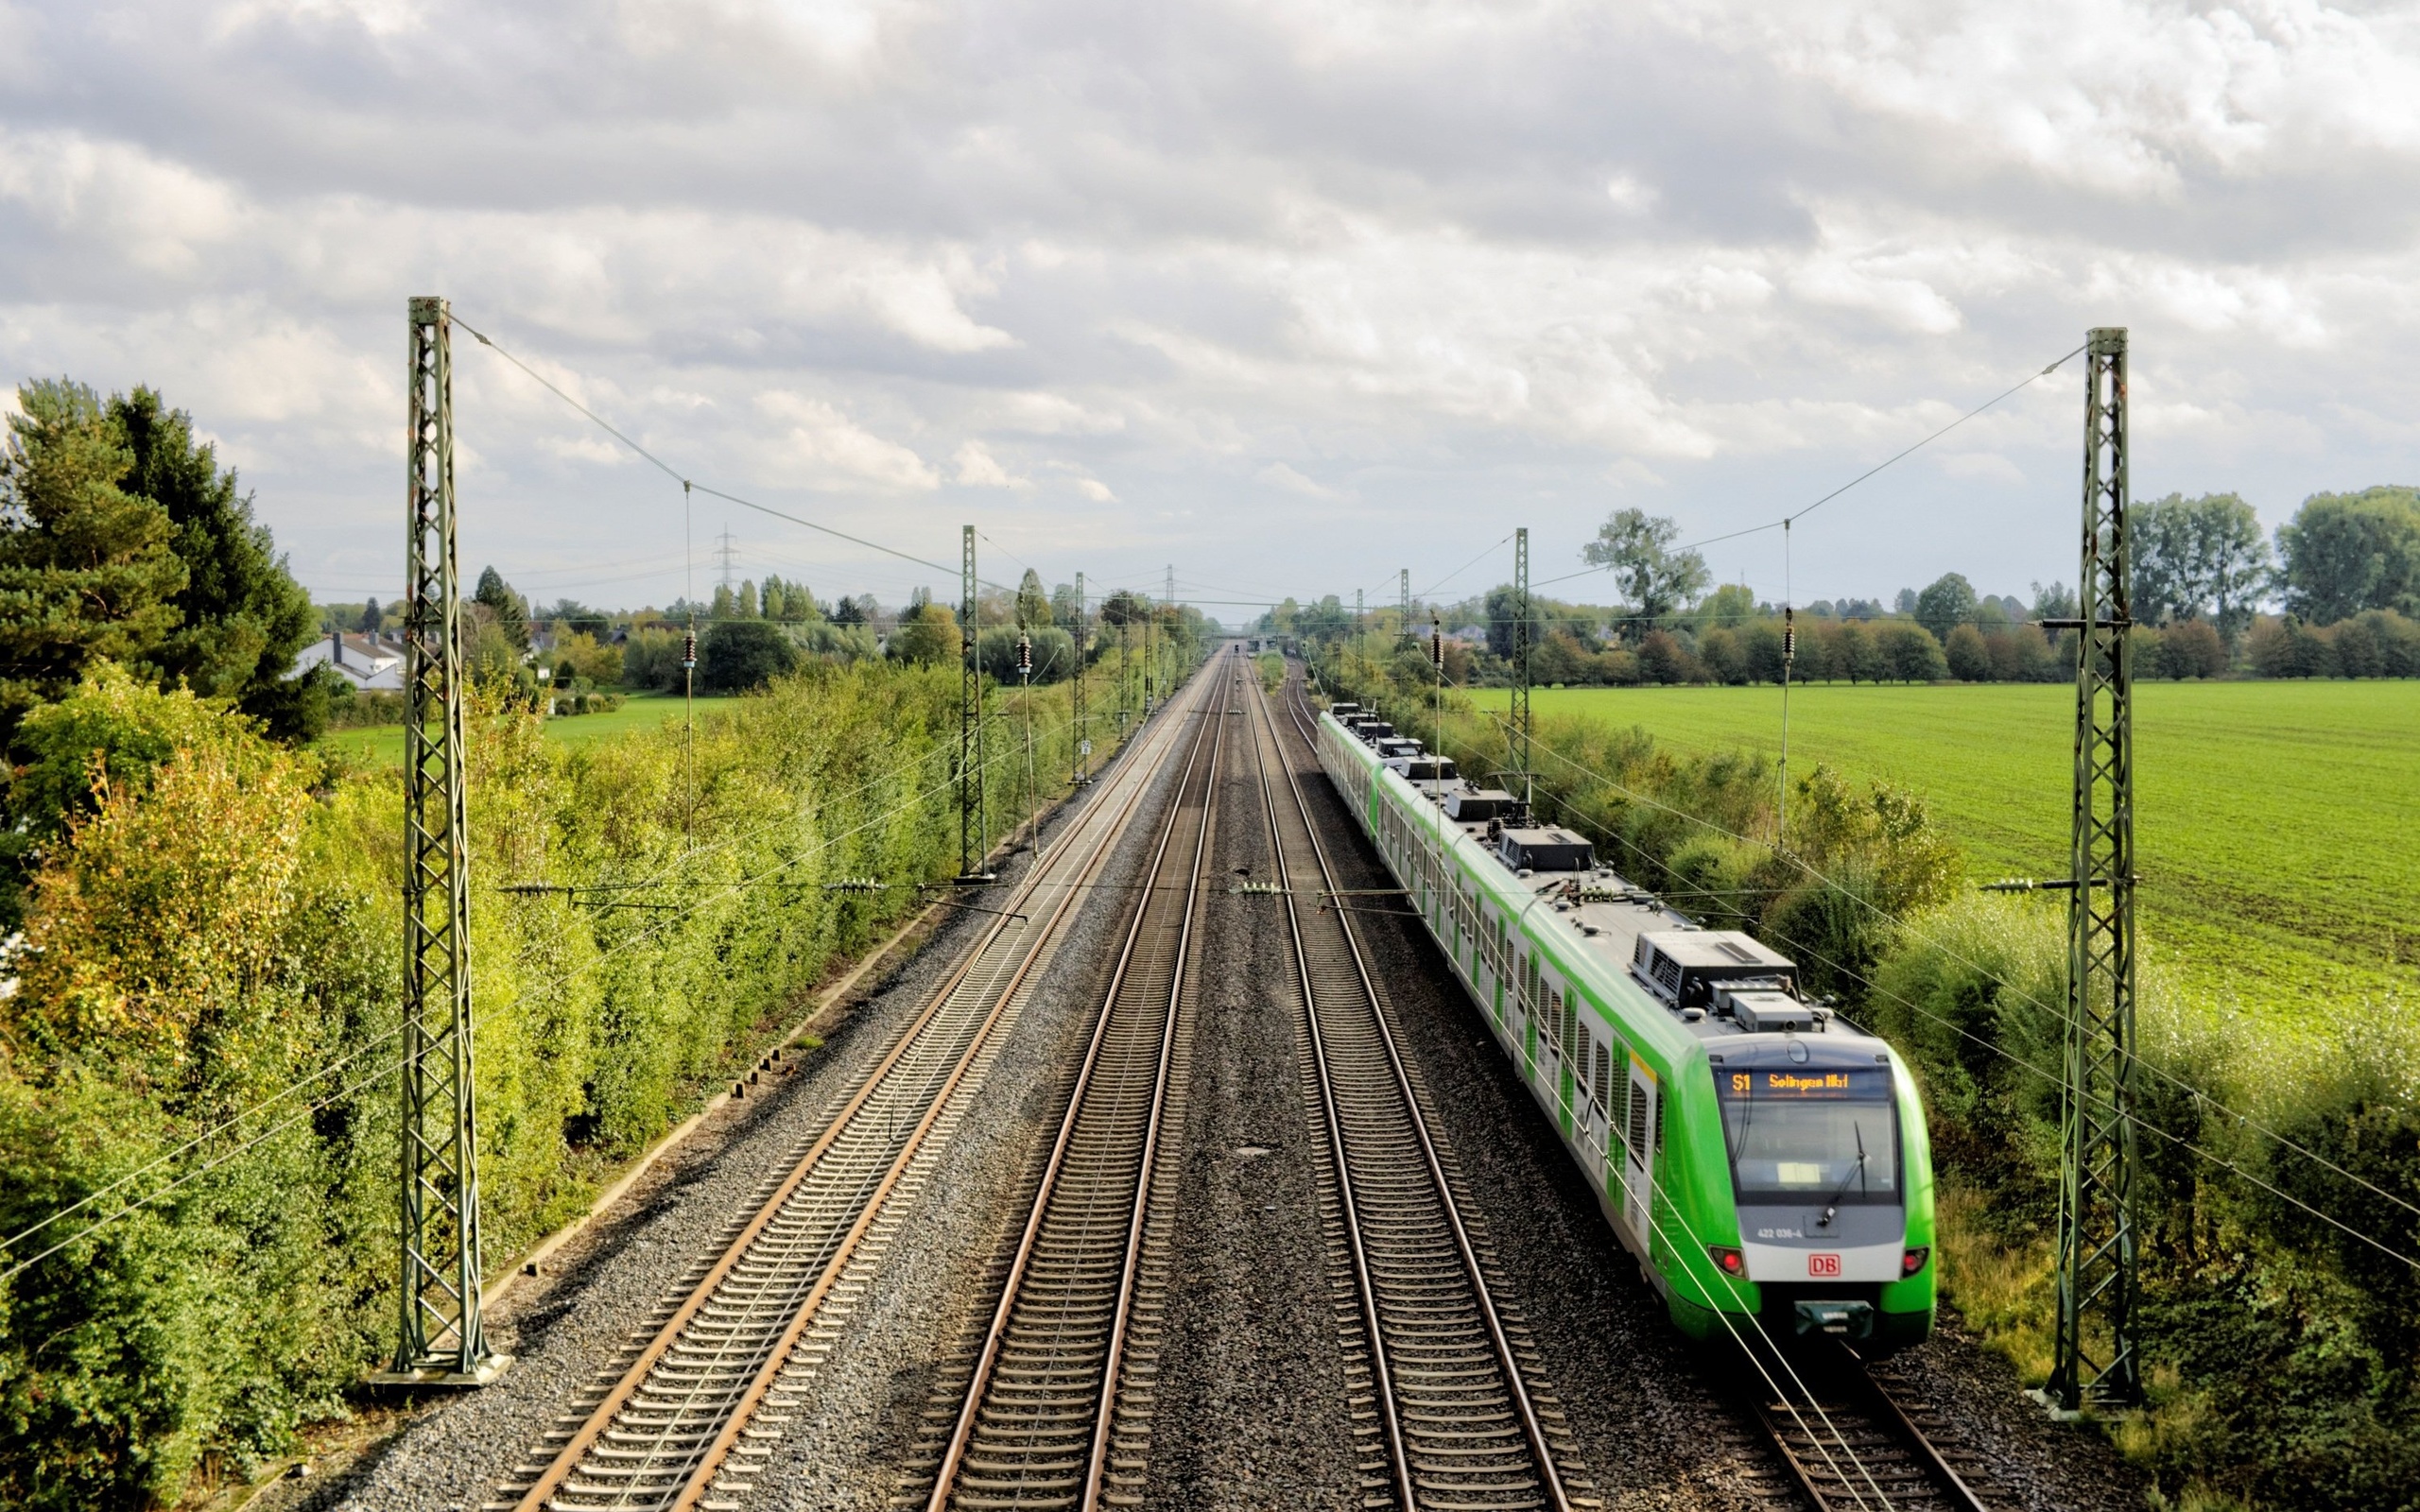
379 297 504 1386
2048 326 2143 1412
1512 526 1532 808
1072 571 1091 784
959 524 992 882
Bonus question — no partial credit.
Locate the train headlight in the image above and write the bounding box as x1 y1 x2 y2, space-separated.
1707 1245 1745 1278
1900 1246 1931 1277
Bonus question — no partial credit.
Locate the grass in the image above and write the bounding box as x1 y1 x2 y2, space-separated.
317 692 740 768
1476 680 2420 1022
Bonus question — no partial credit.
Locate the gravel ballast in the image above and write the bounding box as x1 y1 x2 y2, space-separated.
1137 719 1366 1512
295 661 2148 1512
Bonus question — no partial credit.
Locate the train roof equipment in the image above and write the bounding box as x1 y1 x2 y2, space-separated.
1445 788 1518 822
1715 987 1827 1034
1631 931 1799 1010
1496 826 1594 872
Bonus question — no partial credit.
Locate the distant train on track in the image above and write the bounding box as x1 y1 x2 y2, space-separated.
1311 698 1937 1353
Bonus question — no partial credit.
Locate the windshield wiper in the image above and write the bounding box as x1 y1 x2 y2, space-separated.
1816 1124 1867 1229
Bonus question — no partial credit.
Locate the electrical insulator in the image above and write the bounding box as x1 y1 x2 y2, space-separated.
1430 616 1443 671
683 630 697 670
1782 607 1795 661
1017 633 1032 675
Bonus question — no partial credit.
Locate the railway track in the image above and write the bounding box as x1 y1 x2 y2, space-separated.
1280 662 1988 1512
1258 667 1593 1512
1739 1340 1995 1512
481 658 1219 1512
913 647 1243 1510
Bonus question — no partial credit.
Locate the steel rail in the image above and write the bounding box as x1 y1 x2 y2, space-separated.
1262 668 1579 1512
921 647 1239 1512
490 658 1219 1512
1747 1341 1992 1512
1244 679 1416 1512
1286 674 1988 1512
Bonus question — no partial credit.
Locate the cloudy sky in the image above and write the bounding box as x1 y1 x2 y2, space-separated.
6 0 2420 621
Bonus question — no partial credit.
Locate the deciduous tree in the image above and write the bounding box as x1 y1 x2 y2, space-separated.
1912 573 1976 644
1581 508 1708 641
2134 491 2271 636
2276 487 2420 625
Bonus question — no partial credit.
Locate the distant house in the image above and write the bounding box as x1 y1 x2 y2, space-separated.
294 630 406 691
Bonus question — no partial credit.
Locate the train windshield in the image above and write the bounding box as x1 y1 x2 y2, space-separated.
1713 1066 1899 1205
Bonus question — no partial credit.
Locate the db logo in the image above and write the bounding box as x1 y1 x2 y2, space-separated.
1807 1253 1843 1278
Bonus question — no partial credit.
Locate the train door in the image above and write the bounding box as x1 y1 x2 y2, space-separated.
1588 1039 1614 1176
1568 1012 1595 1152
1621 1057 1659 1251
1547 984 1574 1137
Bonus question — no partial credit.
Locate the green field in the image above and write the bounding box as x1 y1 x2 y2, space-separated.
1479 682 2419 1020
318 692 739 767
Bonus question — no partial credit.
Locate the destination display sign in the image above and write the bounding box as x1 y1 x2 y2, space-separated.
1717 1067 1892 1101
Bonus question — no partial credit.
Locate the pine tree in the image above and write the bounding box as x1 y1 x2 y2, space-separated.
475 565 531 648
358 598 382 633
112 387 323 739
0 381 187 745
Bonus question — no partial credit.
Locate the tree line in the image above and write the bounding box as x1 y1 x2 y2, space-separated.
327 563 1213 711
1255 490 2420 686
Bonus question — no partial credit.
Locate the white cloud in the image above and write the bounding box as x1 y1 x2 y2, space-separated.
4 0 2420 607
0 129 243 274
752 391 940 491
1256 461 1347 499
952 438 1031 489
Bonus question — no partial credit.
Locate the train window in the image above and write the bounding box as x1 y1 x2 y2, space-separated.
1713 1068 1899 1203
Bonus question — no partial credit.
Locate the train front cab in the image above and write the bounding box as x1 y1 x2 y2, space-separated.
1661 1037 1937 1355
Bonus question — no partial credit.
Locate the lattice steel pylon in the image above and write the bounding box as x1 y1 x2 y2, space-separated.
381 297 504 1386
2048 325 2143 1413
959 524 991 882
1071 570 1090 784
1512 525 1532 808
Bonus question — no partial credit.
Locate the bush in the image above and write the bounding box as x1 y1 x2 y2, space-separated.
978 625 1077 684
2249 616 2339 678
1944 623 1993 681
1873 621 1949 681
0 649 1186 1506
2152 618 2227 679
699 619 798 691
322 686 405 729
1638 629 1695 684
1867 896 2420 1509
621 626 687 691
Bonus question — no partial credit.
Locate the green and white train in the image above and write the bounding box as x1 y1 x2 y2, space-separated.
1313 701 1937 1352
